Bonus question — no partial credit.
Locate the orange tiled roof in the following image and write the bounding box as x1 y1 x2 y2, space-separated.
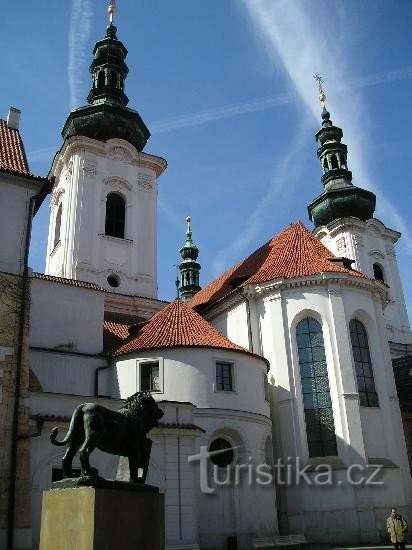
0 119 30 175
33 272 105 291
190 221 368 309
103 311 146 353
114 299 261 359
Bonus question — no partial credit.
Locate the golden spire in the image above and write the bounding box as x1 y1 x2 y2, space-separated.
108 0 117 24
313 73 326 107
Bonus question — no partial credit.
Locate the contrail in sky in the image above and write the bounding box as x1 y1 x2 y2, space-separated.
240 0 412 252
151 65 412 135
68 0 93 110
212 119 311 275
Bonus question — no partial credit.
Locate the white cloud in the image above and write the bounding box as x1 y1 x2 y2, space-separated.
68 0 93 110
241 0 412 251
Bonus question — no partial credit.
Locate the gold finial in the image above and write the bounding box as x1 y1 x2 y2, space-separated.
108 0 117 24
313 73 326 106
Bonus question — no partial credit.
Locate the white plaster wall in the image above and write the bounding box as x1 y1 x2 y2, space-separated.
29 351 107 397
30 277 104 355
315 218 412 346
237 279 412 542
115 347 269 417
46 137 166 298
0 175 39 275
211 301 250 350
194 411 277 550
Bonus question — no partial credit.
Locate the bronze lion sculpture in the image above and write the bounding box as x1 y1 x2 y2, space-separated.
50 391 163 483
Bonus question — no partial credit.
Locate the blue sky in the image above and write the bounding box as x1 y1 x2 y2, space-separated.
2 1 412 313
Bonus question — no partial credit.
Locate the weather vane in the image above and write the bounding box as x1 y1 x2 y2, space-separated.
313 73 326 106
108 0 117 24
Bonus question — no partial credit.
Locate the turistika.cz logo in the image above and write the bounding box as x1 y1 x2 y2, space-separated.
188 445 384 494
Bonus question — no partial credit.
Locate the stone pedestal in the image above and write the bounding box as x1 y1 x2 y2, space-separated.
39 482 164 550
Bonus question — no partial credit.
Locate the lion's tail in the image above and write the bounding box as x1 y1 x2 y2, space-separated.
50 404 83 446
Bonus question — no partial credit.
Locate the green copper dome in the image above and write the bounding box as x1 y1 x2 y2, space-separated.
179 217 201 302
308 107 375 228
61 23 150 151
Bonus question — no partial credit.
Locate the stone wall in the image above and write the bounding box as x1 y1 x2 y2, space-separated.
0 272 31 547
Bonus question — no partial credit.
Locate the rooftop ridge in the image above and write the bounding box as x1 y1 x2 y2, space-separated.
114 299 266 363
190 221 368 309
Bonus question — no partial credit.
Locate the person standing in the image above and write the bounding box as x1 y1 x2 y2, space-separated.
387 507 408 550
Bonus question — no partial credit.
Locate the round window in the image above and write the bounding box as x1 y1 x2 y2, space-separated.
209 438 234 468
107 274 120 288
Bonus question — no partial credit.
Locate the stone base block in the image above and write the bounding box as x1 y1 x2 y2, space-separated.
39 485 164 550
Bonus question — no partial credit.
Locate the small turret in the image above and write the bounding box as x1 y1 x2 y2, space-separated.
308 75 376 228
178 216 201 302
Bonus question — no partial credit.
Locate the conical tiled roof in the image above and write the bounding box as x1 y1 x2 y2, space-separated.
114 299 262 360
190 221 368 309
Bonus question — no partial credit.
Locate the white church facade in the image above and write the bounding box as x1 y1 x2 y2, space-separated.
0 7 411 550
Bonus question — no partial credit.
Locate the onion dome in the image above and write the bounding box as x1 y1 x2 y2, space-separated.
178 216 201 302
61 2 150 151
308 79 375 227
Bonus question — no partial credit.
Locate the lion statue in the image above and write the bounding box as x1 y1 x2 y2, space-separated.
50 391 164 483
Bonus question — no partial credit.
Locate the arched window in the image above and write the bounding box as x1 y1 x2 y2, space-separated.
209 438 234 468
330 154 339 169
105 193 125 238
349 319 379 407
97 71 105 88
296 317 337 457
373 263 385 282
53 204 62 248
108 70 117 88
323 157 328 172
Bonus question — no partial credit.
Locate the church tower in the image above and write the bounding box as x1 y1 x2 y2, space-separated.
45 2 166 297
309 80 411 353
178 216 201 301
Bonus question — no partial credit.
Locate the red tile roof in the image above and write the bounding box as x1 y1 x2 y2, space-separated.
0 119 30 175
114 299 263 361
33 272 105 291
190 221 368 309
103 311 146 353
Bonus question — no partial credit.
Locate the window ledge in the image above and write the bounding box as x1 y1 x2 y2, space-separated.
214 388 237 395
367 458 398 469
99 234 133 244
304 456 348 471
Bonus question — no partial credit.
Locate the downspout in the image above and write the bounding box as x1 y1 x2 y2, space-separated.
94 357 111 397
7 178 51 550
242 291 254 352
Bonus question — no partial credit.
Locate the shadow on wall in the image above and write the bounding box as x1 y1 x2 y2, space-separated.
268 382 410 545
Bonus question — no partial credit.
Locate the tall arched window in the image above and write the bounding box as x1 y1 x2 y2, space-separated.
97 71 105 88
105 193 125 238
349 319 379 407
296 317 337 457
373 263 385 282
330 154 339 169
53 204 62 248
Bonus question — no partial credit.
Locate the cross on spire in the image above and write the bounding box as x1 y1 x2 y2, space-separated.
108 0 117 24
313 73 326 106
